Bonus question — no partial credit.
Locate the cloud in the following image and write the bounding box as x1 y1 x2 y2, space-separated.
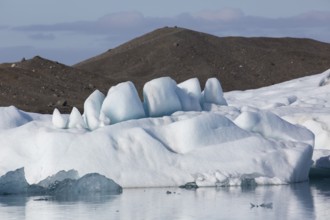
192 8 244 22
12 9 330 43
3 9 330 65
12 11 150 35
296 10 330 21
28 33 56 40
98 11 145 28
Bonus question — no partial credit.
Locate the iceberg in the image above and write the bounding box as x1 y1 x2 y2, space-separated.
0 110 313 187
0 168 28 195
0 168 122 196
47 173 122 197
1 72 326 188
37 169 79 188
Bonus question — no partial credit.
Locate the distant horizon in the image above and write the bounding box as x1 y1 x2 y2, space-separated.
1 26 330 66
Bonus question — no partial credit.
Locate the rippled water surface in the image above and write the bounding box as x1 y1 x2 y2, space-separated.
1 179 330 220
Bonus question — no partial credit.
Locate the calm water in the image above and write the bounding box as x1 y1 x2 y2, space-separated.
1 179 330 220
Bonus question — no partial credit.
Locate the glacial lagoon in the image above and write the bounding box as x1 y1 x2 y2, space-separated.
1 178 329 220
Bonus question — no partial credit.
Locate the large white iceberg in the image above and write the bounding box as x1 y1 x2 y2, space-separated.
1 71 328 188
0 110 313 187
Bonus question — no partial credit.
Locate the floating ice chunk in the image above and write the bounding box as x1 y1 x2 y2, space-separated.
68 107 86 129
179 182 199 189
0 168 28 195
310 150 330 178
52 108 68 129
48 173 122 197
0 168 122 196
315 155 330 169
202 78 227 106
177 78 202 111
38 169 79 188
83 90 105 130
313 149 330 170
74 173 122 194
101 81 145 124
0 106 32 130
143 77 182 117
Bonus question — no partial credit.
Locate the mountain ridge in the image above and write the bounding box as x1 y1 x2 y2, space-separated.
1 27 330 113
74 27 330 92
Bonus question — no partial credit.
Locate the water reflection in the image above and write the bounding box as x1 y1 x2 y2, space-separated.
0 195 28 206
1 179 330 220
310 178 330 219
115 183 315 220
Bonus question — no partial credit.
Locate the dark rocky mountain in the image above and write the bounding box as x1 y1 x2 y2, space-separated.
1 27 330 113
75 27 330 92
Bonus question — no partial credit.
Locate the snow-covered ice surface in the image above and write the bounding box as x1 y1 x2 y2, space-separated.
1 70 330 189
225 69 330 175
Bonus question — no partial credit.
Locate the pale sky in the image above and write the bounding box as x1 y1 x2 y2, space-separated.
1 0 329 65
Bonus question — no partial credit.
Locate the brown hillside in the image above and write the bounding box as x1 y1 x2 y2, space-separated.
0 56 115 113
74 27 330 93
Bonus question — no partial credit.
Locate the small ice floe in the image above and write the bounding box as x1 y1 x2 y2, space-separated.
34 197 50 201
179 182 199 190
250 202 273 209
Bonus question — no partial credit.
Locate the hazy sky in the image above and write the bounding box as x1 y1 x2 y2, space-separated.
1 0 329 65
